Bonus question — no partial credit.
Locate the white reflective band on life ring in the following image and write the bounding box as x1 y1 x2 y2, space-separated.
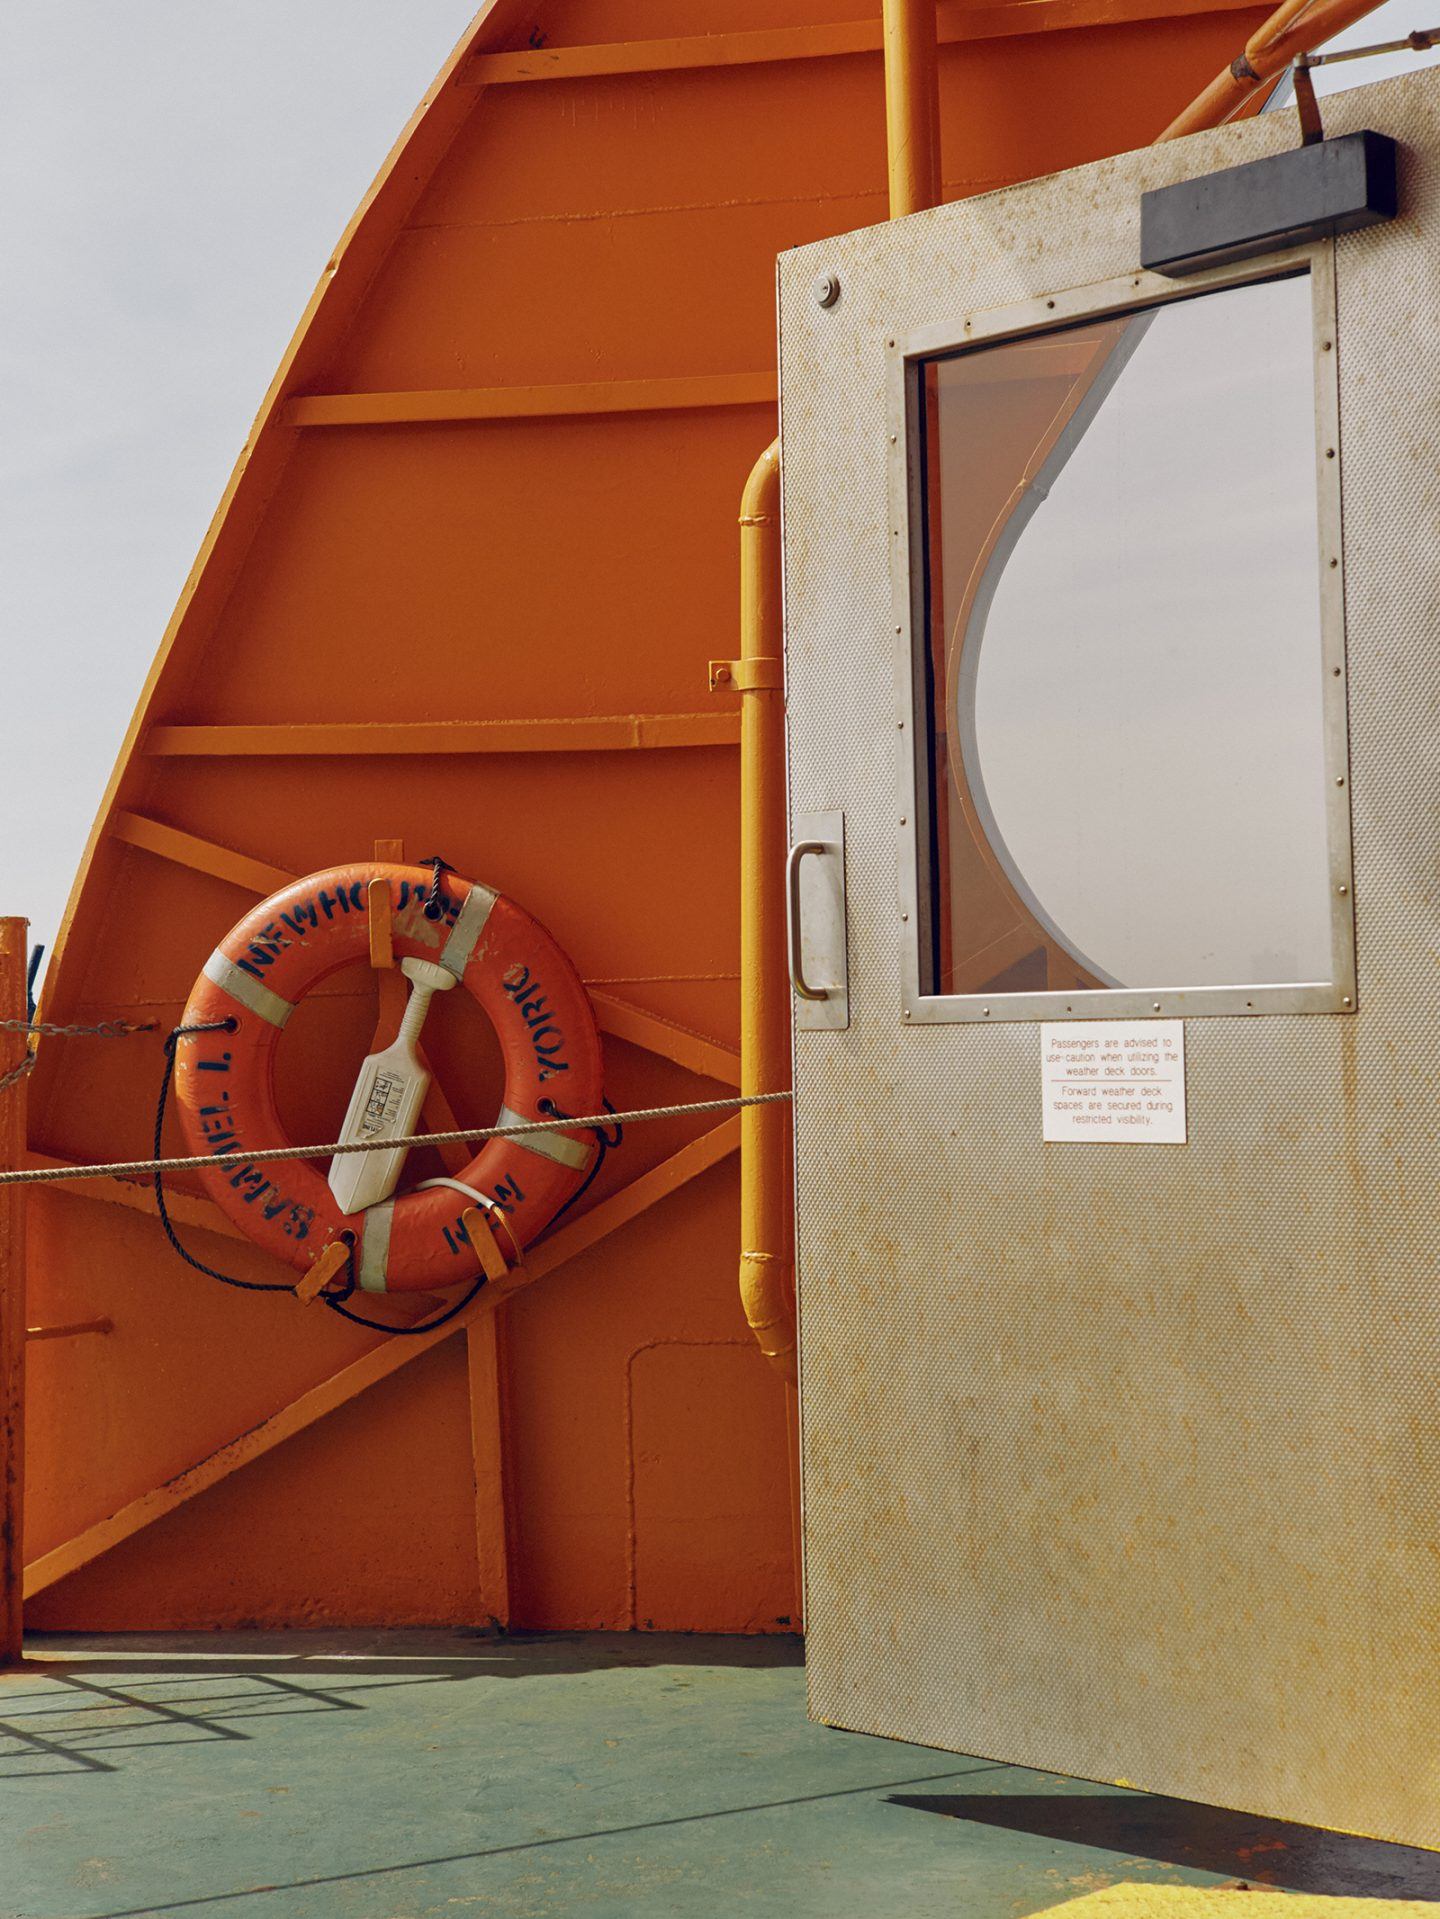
358 1200 395 1293
202 951 294 1029
495 1104 592 1171
440 882 499 980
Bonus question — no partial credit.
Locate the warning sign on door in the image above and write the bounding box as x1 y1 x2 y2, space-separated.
1041 1021 1186 1143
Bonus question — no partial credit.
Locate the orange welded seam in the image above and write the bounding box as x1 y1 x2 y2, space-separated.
1158 0 1384 137
736 441 797 1382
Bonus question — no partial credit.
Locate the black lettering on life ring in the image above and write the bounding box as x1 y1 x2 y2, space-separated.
501 963 571 1081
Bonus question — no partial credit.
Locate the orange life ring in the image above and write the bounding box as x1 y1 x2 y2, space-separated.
173 863 604 1294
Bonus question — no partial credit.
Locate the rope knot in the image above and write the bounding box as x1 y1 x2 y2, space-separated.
421 856 452 923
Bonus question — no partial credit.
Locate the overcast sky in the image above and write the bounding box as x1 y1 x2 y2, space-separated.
1 2 481 982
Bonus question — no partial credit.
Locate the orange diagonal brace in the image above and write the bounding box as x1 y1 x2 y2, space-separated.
23 1151 246 1240
101 826 737 1092
24 1116 740 1598
109 812 296 896
589 991 740 1087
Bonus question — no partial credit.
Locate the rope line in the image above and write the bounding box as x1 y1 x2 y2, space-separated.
317 1092 624 1336
0 1090 792 1188
145 1021 635 1332
0 999 787 1337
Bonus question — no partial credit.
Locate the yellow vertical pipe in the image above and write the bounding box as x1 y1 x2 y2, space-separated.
883 0 942 217
737 439 797 1383
735 0 941 1561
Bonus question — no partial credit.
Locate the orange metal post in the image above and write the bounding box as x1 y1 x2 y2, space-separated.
1 919 29 1667
883 0 942 216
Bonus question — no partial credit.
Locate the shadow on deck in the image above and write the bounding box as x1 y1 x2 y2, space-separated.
891 1789 1440 1902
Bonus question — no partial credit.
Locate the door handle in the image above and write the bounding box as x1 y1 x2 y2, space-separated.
787 839 834 1002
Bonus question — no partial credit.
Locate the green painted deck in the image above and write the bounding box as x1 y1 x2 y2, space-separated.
3 1633 1438 1918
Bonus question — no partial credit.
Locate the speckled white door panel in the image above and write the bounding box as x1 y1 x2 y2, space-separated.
780 69 1440 1846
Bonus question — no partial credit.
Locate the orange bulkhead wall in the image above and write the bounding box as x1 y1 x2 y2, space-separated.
23 0 1283 1633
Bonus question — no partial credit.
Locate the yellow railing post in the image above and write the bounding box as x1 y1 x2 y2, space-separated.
883 0 942 217
716 442 797 1382
738 442 796 1382
716 0 942 1570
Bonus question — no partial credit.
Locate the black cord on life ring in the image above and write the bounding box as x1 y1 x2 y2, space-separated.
153 1030 483 1330
154 1020 293 1294
542 1095 623 1223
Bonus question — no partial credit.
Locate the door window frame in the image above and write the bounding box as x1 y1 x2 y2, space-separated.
888 241 1356 1024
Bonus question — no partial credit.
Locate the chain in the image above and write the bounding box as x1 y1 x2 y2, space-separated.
0 1014 156 1099
0 1055 36 1096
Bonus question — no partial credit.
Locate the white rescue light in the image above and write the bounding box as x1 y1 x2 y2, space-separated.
328 955 458 1216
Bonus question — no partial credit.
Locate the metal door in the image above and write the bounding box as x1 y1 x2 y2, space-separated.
779 68 1440 1846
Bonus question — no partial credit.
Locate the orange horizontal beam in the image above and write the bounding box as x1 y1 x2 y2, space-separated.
289 371 776 427
25 1115 740 1597
144 714 741 758
465 18 878 80
461 0 1262 84
110 812 295 897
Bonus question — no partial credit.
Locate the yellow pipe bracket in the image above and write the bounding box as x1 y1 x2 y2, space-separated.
710 657 783 694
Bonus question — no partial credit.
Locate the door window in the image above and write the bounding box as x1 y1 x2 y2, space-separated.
908 269 1351 1015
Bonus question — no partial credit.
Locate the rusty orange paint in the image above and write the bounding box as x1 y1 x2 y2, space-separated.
23 0 1272 1631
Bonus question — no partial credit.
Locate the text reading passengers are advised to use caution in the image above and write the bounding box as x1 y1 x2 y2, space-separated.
1041 1021 1186 1143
